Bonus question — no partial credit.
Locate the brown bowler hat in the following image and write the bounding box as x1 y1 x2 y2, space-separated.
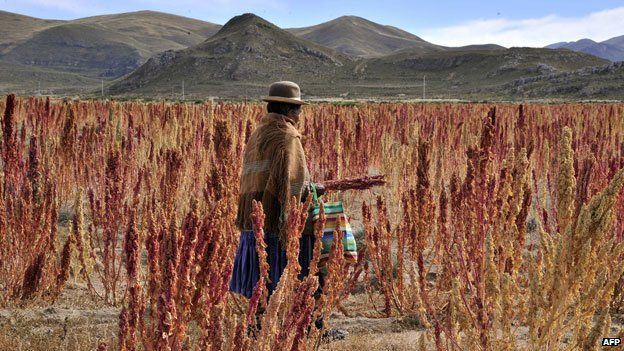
261 81 308 105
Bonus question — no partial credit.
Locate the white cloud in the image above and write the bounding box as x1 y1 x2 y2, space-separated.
418 7 624 47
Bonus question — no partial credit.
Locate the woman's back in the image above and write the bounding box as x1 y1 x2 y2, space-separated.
236 112 310 239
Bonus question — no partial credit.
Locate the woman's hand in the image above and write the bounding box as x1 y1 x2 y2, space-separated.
315 183 326 196
302 182 325 201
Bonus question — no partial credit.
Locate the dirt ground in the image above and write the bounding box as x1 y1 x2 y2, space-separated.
0 281 117 350
3 279 624 350
0 280 427 351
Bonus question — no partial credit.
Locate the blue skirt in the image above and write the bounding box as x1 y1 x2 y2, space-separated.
229 231 315 298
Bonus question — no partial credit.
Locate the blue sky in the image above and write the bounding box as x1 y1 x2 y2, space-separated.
3 1 624 46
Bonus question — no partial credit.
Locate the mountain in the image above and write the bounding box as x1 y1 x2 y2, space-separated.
545 36 624 62
447 44 506 51
0 11 221 78
2 23 145 78
344 47 608 99
287 16 442 58
0 10 618 100
107 13 352 97
110 16 608 101
0 11 61 53
603 35 624 49
73 11 221 56
546 42 567 49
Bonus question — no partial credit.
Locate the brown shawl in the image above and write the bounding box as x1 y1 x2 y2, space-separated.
236 112 310 244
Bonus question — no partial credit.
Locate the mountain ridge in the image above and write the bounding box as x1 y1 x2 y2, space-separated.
0 10 63 53
107 13 610 100
545 36 624 62
0 10 620 99
107 13 352 95
287 15 443 57
0 10 221 78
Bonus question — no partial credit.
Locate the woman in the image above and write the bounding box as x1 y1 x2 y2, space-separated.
230 81 325 298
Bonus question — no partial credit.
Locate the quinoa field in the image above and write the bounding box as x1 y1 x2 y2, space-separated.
1 95 624 350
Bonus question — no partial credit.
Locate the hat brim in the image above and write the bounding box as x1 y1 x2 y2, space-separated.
262 96 308 105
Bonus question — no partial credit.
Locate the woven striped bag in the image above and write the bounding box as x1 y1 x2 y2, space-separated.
307 184 358 265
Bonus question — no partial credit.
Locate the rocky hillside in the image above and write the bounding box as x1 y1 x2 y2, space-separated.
499 61 624 99
340 47 609 99
107 13 352 97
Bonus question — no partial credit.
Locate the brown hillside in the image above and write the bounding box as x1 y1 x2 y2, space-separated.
288 16 442 57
